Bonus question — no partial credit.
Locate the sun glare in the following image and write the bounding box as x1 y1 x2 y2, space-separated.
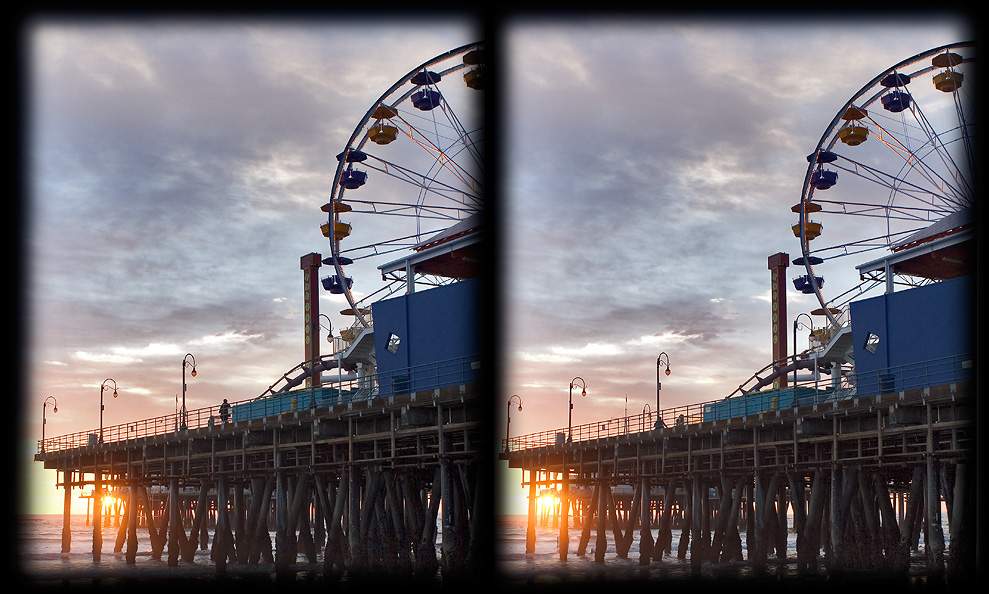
536 489 559 518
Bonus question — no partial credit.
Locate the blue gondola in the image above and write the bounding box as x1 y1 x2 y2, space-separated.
793 274 824 294
321 255 354 266
806 150 838 165
811 169 838 190
881 90 911 113
336 148 368 163
412 89 442 111
880 72 911 87
339 170 367 190
322 275 353 294
410 70 441 85
792 256 824 266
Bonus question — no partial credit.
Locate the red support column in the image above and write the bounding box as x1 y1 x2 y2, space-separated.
300 253 322 388
768 253 789 389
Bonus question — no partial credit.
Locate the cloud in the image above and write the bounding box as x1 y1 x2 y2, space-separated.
512 350 577 364
191 331 264 348
72 351 144 364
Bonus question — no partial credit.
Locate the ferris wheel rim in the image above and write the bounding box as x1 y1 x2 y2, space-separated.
326 41 484 329
797 41 975 329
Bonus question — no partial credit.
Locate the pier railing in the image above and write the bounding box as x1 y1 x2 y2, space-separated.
501 353 972 454
37 354 480 455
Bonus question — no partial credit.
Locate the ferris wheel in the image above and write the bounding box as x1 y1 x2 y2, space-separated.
794 42 975 330
322 42 484 332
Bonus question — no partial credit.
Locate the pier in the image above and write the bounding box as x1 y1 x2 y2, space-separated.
500 366 974 581
35 369 485 580
32 198 486 582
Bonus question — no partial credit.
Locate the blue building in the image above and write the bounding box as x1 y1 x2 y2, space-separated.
850 274 973 397
373 276 481 399
849 212 974 396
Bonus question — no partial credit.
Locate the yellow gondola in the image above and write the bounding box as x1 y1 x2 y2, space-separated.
837 125 868 146
321 221 352 240
931 52 963 68
372 104 398 119
464 68 483 90
791 201 823 214
368 122 398 145
320 201 352 215
841 106 867 121
792 221 823 240
933 70 963 93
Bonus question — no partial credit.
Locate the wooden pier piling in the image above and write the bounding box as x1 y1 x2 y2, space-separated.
61 470 72 553
93 470 102 563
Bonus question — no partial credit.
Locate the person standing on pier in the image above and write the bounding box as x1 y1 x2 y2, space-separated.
219 399 230 424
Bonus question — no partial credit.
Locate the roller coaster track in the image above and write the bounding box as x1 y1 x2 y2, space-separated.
255 354 357 399
726 350 832 399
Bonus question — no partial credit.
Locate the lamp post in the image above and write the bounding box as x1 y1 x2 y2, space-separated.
182 353 197 430
506 394 522 452
99 379 117 444
793 313 815 406
568 377 586 443
656 352 671 415
94 381 114 562
309 313 335 409
319 313 333 343
42 396 58 453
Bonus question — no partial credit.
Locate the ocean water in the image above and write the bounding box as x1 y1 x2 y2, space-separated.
17 513 953 588
494 515 799 584
493 514 952 586
16 514 344 586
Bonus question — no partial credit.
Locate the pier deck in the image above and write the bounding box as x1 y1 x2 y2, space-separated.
500 380 974 579
35 382 485 579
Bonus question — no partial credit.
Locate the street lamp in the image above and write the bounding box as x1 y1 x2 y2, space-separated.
182 353 197 430
568 377 586 443
319 313 334 343
308 313 337 409
42 396 58 452
506 394 522 452
99 379 118 444
793 313 815 406
656 352 671 413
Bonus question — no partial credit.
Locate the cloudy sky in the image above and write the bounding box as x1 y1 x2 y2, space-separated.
20 15 479 515
18 14 973 520
495 16 972 514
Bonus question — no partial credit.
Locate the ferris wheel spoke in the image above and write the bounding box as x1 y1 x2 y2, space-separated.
361 155 480 208
807 228 921 260
441 110 484 171
341 230 455 258
905 71 975 204
827 278 887 311
399 117 484 195
831 157 966 213
814 198 950 224
896 108 972 204
343 197 469 219
865 118 964 202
